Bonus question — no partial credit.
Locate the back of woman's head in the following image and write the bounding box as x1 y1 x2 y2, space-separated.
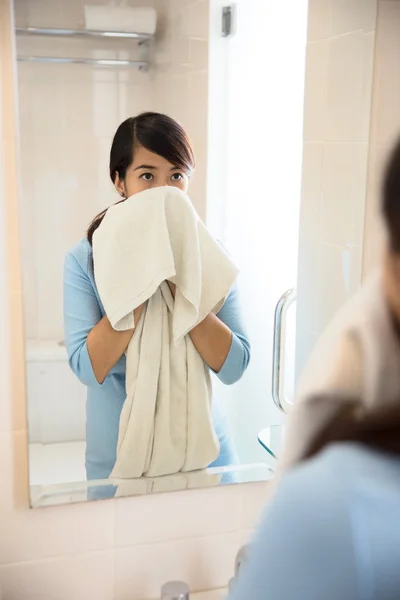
87 112 195 245
382 136 400 253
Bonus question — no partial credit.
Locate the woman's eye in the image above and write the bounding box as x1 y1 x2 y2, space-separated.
171 173 184 181
140 172 153 181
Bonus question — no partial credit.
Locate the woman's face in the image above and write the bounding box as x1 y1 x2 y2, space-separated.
114 145 190 199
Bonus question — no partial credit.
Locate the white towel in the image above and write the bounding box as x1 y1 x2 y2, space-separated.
279 271 400 472
93 186 239 478
84 6 157 35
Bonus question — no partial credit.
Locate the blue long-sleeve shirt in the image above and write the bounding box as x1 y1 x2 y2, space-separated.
229 443 400 600
64 238 250 479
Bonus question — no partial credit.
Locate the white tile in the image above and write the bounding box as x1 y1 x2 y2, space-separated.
92 82 121 138
326 31 374 143
188 0 209 39
188 69 208 142
26 0 63 28
295 323 322 380
114 485 241 547
360 32 376 145
158 73 190 129
0 551 114 600
362 143 389 278
299 143 324 243
303 40 329 142
114 533 241 599
13 0 29 27
307 0 331 41
330 0 377 35
30 75 64 139
172 36 191 71
240 482 272 531
125 81 154 119
321 143 368 247
60 79 94 136
0 446 114 564
189 39 209 71
296 241 362 341
373 1 400 147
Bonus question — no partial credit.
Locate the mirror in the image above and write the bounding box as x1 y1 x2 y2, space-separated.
14 0 377 507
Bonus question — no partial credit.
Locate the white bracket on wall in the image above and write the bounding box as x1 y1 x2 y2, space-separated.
222 5 234 37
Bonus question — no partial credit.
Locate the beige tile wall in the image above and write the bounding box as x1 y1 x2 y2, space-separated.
17 0 210 341
295 0 378 378
362 0 400 277
0 1 270 597
16 0 155 340
153 0 210 220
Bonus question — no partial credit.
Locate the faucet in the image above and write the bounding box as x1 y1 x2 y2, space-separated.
161 581 190 599
160 546 249 599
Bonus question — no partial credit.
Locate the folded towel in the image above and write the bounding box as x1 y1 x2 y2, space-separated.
93 186 239 478
84 6 157 35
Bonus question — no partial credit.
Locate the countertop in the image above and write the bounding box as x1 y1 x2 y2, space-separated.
192 591 227 599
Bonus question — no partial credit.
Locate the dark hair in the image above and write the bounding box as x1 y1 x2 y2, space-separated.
383 136 400 253
87 112 195 245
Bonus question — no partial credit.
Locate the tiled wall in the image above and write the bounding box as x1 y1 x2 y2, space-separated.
16 0 209 341
153 0 210 219
295 0 378 378
362 0 400 277
0 1 270 598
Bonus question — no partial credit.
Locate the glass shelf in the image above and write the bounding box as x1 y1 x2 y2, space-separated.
258 424 285 461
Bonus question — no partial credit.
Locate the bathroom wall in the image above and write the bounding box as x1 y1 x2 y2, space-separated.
16 0 210 343
15 0 154 342
362 0 400 277
0 1 270 597
153 0 210 219
295 0 378 378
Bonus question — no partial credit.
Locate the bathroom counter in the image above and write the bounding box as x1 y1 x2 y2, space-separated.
149 590 227 600
192 591 227 599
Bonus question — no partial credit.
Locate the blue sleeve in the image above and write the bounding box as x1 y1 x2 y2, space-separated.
215 283 251 385
63 251 108 387
229 457 358 600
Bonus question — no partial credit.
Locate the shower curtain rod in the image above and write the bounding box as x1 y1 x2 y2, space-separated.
17 56 149 70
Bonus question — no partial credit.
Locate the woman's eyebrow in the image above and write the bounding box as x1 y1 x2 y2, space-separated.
133 164 157 171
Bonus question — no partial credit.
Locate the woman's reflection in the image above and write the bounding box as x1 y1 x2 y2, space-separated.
63 112 250 481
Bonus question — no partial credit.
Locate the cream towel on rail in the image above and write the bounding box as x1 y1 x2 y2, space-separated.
93 186 239 479
279 271 400 473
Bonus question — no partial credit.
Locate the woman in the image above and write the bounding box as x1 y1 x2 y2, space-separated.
64 112 250 480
